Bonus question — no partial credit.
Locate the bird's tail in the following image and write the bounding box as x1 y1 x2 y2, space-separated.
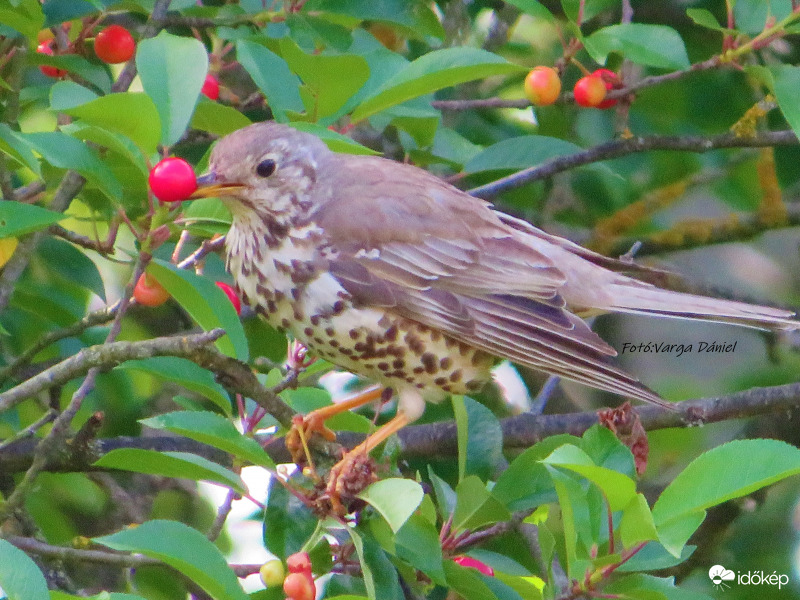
604 283 799 331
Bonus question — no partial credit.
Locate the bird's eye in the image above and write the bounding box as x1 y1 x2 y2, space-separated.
256 158 277 178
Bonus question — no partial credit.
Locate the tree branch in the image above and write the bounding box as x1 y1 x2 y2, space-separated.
5 381 797 473
0 330 226 413
468 130 799 199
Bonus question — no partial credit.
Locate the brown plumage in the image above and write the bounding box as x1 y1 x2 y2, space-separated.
193 121 799 419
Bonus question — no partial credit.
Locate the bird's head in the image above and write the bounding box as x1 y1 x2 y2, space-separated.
191 122 330 219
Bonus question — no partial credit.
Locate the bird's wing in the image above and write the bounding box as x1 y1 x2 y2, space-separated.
313 155 668 407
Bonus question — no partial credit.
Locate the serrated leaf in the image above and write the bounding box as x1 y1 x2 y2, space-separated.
94 520 249 600
0 538 49 600
279 38 370 120
148 259 248 361
236 40 303 123
346 528 404 600
771 65 800 143
542 444 636 510
653 439 800 526
358 478 424 533
141 410 274 468
137 31 208 146
118 357 231 415
453 475 511 531
585 24 690 70
351 47 525 122
452 395 503 481
0 202 64 238
0 123 41 175
619 493 659 548
94 448 246 494
38 237 106 300
263 477 318 560
62 93 161 154
21 131 122 199
191 100 252 136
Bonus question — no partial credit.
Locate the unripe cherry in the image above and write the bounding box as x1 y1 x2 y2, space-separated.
573 75 607 108
282 572 315 600
524 66 561 106
259 559 285 588
133 273 170 307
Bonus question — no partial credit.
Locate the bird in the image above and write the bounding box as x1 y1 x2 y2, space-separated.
191 121 799 512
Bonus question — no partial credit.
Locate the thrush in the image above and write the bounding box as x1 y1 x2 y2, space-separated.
192 122 799 512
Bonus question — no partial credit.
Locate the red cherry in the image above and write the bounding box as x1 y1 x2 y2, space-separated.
201 74 220 100
36 42 66 78
94 25 135 64
573 75 607 108
149 157 197 203
133 273 170 307
286 552 312 574
592 68 619 109
453 555 494 577
523 66 561 106
282 572 315 600
215 281 241 315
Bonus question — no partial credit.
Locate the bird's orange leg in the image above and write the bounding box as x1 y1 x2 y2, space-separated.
325 411 411 515
286 385 384 469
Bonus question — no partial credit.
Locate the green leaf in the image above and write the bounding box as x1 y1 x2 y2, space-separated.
464 136 592 174
452 475 511 531
281 386 372 433
652 439 800 526
617 543 695 573
351 47 525 123
542 444 636 510
619 493 659 548
278 38 370 121
444 561 525 600
546 467 593 578
771 65 800 143
61 93 161 154
305 0 444 39
118 357 231 415
685 8 735 33
94 520 249 600
51 592 148 600
0 0 43 38
452 395 503 481
38 237 106 300
21 131 122 199
137 31 208 146
395 513 446 585
236 40 303 123
585 24 690 70
148 259 249 361
492 439 560 512
0 123 41 175
93 449 246 494
656 511 706 558
263 477 318 560
428 467 457 520
141 410 275 468
503 0 554 22
358 478 424 533
0 538 49 600
606 573 713 600
288 122 380 155
191 100 252 136
346 528 404 600
49 80 99 111
29 53 113 93
0 202 64 238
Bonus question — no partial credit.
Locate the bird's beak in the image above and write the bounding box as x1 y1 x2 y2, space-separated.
190 172 246 199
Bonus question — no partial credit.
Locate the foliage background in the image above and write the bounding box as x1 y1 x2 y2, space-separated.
2 0 800 599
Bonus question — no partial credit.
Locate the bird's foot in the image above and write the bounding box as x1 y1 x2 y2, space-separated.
315 450 378 517
285 414 337 477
